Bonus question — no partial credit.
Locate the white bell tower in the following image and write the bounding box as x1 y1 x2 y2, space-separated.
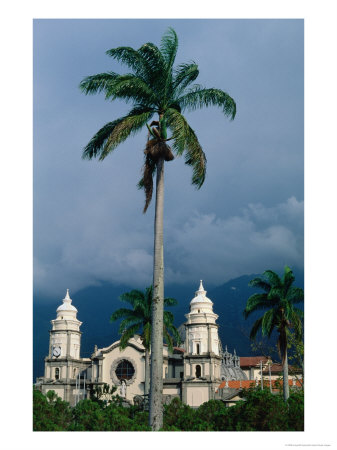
49 289 82 361
183 281 222 385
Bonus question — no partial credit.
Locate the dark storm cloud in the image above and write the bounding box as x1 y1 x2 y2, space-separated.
34 19 304 298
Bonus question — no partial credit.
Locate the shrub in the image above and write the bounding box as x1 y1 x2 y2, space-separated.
287 390 304 431
33 388 72 431
69 399 106 431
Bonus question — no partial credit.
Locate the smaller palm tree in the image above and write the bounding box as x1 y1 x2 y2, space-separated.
110 285 180 395
243 266 304 401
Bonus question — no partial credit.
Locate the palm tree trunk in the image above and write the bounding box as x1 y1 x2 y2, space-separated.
149 157 164 431
145 347 150 396
283 348 290 401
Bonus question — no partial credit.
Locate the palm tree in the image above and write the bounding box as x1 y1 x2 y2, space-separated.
243 266 304 401
80 27 236 429
110 286 180 397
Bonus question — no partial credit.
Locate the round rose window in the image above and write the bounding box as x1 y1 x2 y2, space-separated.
115 359 135 381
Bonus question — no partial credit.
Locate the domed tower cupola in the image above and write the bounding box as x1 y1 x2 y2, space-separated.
49 289 82 360
189 280 215 315
185 281 219 356
56 289 78 321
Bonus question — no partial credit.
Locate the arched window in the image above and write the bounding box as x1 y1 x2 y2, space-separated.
115 359 135 381
55 368 60 380
196 343 200 354
195 365 201 378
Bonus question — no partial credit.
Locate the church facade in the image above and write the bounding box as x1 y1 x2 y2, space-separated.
36 282 248 407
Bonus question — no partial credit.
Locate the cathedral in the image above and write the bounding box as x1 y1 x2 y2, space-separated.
36 281 249 407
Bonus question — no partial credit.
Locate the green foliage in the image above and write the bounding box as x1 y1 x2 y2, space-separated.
287 390 305 431
33 387 303 431
33 388 72 431
162 398 212 431
69 399 106 431
70 399 151 431
244 266 304 350
234 388 289 431
110 285 180 352
89 383 117 407
244 266 304 401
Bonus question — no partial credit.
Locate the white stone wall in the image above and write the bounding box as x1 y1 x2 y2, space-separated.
100 344 145 401
186 386 209 407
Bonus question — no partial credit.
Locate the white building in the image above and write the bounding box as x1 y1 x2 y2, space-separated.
36 282 248 407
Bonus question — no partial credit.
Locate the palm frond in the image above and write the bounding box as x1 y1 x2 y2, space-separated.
249 317 264 340
119 289 145 306
163 310 174 324
105 46 149 80
293 307 304 319
289 310 303 340
243 293 278 318
103 74 158 105
163 311 181 350
178 87 236 120
82 119 123 160
163 329 174 352
79 72 120 95
267 287 282 302
160 27 178 66
120 323 142 349
261 309 277 338
287 286 304 304
142 322 151 350
138 43 166 95
283 265 295 292
118 317 142 335
110 307 139 322
82 106 153 160
165 108 206 188
98 108 153 160
160 27 178 98
173 62 199 93
248 277 271 292
163 297 178 307
263 270 282 288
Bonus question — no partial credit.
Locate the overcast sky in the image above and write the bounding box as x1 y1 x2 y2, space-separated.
33 19 304 299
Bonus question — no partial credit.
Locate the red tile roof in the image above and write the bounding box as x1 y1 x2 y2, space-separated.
216 378 302 392
217 380 256 390
262 363 283 373
240 356 269 367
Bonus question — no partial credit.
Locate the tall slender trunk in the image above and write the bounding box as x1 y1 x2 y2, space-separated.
283 348 289 401
145 348 150 396
149 157 164 431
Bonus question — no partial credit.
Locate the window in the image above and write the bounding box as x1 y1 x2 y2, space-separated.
196 343 200 354
115 359 135 381
198 309 200 313
195 365 201 378
55 368 60 380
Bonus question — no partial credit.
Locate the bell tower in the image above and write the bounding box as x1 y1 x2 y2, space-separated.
49 289 82 360
182 281 222 406
43 289 83 393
